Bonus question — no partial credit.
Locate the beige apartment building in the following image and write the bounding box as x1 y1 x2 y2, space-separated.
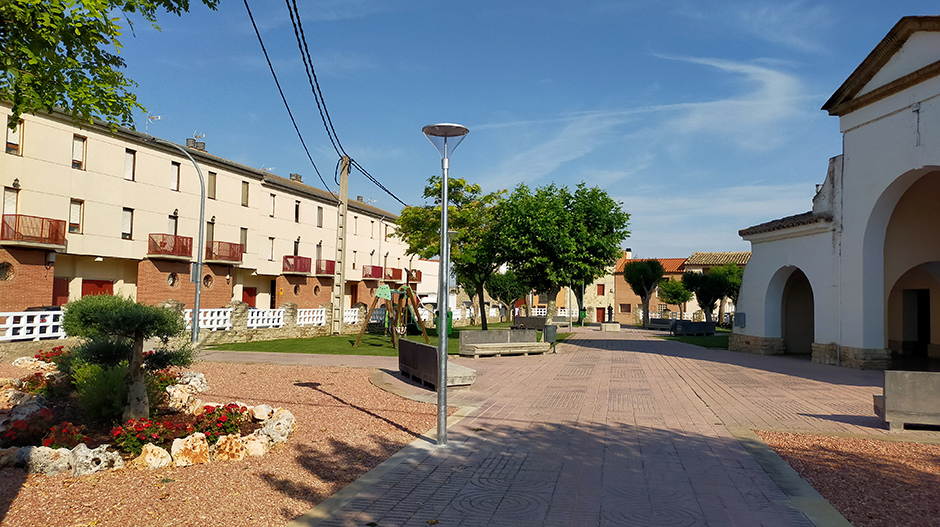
0 104 434 313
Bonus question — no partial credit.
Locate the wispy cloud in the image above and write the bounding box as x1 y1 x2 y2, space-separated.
734 1 833 54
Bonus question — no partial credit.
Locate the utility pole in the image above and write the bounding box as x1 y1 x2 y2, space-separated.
331 156 350 334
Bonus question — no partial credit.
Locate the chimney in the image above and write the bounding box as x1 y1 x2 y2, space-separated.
186 138 196 148
194 141 206 151
357 196 364 202
290 173 303 183
624 248 632 260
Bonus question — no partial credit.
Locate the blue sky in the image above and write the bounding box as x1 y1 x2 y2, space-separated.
116 1 938 258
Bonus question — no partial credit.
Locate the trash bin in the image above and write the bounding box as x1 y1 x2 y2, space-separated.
434 310 454 337
578 308 587 321
543 324 558 344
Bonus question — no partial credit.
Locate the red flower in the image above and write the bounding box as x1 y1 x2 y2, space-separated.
218 415 228 423
43 438 53 447
12 420 28 430
151 433 159 439
111 427 122 437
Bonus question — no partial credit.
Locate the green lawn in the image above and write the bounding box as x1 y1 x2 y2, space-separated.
204 321 569 356
662 328 731 350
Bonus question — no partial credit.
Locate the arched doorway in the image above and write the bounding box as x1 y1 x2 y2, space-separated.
782 269 814 355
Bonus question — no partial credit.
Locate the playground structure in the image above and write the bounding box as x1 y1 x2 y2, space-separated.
354 285 431 349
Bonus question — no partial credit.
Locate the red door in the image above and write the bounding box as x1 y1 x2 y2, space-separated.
242 287 257 308
596 307 605 323
81 279 113 297
52 278 69 306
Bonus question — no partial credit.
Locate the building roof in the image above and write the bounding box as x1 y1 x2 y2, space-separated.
823 16 940 116
738 211 832 237
614 255 687 274
685 251 751 267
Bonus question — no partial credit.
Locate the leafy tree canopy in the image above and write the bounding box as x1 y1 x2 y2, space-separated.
710 262 744 305
682 271 730 323
658 278 692 310
485 271 529 322
1 0 219 128
621 259 664 326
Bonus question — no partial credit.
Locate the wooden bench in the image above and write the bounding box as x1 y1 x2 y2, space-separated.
873 370 940 430
458 329 550 358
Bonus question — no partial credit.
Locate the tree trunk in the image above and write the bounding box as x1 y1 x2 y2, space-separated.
477 282 488 330
717 296 726 325
545 286 561 323
573 284 585 323
123 333 149 421
641 295 652 327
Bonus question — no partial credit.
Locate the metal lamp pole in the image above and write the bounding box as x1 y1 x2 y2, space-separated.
422 123 469 445
151 138 206 344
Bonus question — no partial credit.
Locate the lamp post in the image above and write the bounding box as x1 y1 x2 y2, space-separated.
422 123 469 446
150 138 206 345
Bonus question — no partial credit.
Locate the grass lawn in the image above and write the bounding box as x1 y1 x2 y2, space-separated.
662 327 731 350
204 321 570 356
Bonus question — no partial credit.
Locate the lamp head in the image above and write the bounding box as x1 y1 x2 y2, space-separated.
422 123 469 159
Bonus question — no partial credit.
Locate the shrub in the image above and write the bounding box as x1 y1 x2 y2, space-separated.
0 408 54 448
145 368 180 411
111 418 192 456
72 362 128 422
19 371 69 399
34 345 69 364
142 344 197 372
194 404 248 444
43 422 87 449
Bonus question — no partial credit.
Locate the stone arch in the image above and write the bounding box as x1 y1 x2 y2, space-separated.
763 265 815 354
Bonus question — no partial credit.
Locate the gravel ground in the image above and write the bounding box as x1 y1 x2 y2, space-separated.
756 430 940 527
0 362 438 527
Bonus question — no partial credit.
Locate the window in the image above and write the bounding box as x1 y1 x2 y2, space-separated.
352 250 357 270
270 193 276 217
121 208 133 240
6 119 23 155
124 149 136 181
353 215 358 235
170 161 180 191
317 206 323 227
168 214 178 235
2 187 18 215
619 304 631 313
658 304 668 318
205 221 215 243
371 220 375 239
294 201 300 223
241 181 249 207
69 199 83 234
72 135 86 170
268 237 275 261
207 171 216 199
597 284 605 296
240 227 248 252
316 242 322 262
384 225 389 240
293 239 300 256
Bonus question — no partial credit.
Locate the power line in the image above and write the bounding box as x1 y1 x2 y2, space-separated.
243 0 338 201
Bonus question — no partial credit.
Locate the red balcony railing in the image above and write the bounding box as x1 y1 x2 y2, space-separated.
315 259 335 276
408 269 422 283
362 265 383 280
384 267 403 282
205 241 244 263
148 233 193 258
1 214 66 247
283 255 312 274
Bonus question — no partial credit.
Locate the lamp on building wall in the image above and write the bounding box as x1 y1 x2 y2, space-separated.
421 122 469 446
45 252 55 269
11 178 20 189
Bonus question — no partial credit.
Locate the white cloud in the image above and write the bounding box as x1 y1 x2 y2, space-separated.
734 1 833 54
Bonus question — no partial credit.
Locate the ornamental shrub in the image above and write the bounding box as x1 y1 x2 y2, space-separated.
194 404 248 444
19 371 69 400
72 362 128 422
111 418 193 456
34 345 69 364
42 422 87 449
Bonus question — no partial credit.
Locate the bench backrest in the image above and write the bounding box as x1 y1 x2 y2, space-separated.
884 370 940 413
514 316 546 330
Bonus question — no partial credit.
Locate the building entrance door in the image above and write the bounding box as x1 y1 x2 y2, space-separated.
242 287 257 308
81 279 113 297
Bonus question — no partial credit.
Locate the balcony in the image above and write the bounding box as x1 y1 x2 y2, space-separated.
362 265 383 280
408 269 422 283
384 267 403 282
0 214 66 250
205 241 243 265
315 259 335 277
147 233 193 261
283 255 312 275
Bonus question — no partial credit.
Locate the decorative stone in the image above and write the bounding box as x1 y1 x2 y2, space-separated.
166 385 203 414
259 408 295 444
0 378 23 390
179 371 210 393
15 446 71 476
211 434 247 461
5 390 44 408
11 357 56 371
129 444 172 470
0 447 19 469
171 433 210 467
9 398 48 421
69 443 124 477
243 432 271 457
249 404 273 421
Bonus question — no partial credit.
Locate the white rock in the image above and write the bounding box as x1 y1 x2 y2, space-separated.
249 404 273 421
165 384 203 414
5 390 44 408
15 446 71 476
0 447 19 469
70 443 124 477
211 434 247 461
259 408 295 444
171 433 210 467
243 432 271 457
179 371 210 393
129 444 172 470
9 399 47 421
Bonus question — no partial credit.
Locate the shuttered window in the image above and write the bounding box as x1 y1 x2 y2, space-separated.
268 237 275 261
124 149 136 181
205 221 214 243
241 181 249 206
270 193 276 217
3 188 17 215
168 215 178 235
294 201 300 223
69 200 83 233
72 135 86 169
240 227 248 252
170 162 180 191
121 208 133 239
5 120 22 155
317 206 323 227
207 172 216 199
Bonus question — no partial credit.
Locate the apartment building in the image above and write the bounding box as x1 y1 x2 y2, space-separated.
0 104 433 313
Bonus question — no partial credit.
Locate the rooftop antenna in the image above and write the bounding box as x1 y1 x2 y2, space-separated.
146 114 164 134
192 131 206 140
261 165 276 173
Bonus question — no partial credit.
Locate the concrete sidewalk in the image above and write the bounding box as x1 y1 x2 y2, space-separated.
210 327 938 526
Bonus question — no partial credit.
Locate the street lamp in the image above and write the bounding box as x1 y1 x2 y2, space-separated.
150 138 206 345
422 123 469 446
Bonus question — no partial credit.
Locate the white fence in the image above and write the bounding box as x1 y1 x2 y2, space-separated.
246 309 284 329
297 308 327 326
0 310 66 342
344 308 360 325
184 308 233 331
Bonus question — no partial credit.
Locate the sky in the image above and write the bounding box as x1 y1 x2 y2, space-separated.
114 0 940 259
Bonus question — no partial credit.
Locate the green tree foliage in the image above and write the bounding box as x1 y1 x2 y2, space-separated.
485 271 529 323
62 294 189 420
621 260 664 327
657 278 692 318
1 0 219 128
394 176 504 329
682 271 731 324
711 262 744 305
495 183 630 321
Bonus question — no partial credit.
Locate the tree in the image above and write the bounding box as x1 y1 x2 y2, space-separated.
622 260 664 327
394 176 504 330
658 278 692 318
495 182 629 322
1 0 219 128
485 271 529 324
62 294 188 420
682 271 731 324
